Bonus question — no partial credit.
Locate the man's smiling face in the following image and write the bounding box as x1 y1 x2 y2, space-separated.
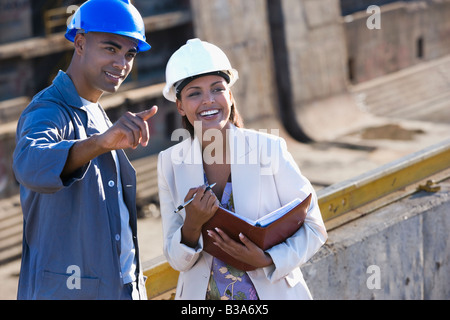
78 32 138 96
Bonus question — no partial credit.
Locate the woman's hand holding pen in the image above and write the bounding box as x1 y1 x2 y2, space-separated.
181 185 220 248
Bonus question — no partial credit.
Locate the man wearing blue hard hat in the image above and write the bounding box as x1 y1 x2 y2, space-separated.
13 0 157 299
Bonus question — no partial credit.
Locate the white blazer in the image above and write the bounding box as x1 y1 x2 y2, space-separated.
157 125 327 300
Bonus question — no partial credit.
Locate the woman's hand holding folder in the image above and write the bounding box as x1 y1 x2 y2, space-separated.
202 194 312 271
207 228 274 269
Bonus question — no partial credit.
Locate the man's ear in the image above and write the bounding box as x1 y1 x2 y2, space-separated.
176 99 186 116
73 33 86 55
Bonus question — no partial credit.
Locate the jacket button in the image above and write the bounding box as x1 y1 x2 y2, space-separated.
115 234 120 241
108 180 115 187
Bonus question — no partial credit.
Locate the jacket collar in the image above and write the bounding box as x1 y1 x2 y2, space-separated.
172 124 261 220
52 70 84 109
174 124 254 165
52 70 113 137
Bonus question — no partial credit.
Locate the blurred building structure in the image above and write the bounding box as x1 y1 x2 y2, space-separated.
1 0 450 299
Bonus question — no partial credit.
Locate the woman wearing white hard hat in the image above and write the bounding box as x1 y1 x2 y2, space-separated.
157 39 327 300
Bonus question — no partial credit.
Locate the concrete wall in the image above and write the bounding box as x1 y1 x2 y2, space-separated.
345 0 450 84
190 0 278 126
302 183 450 299
281 0 349 105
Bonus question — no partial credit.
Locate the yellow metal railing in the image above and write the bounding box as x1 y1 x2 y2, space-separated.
319 138 450 230
143 256 179 300
144 138 450 299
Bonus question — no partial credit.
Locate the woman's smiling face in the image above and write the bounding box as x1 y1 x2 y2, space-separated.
176 75 233 134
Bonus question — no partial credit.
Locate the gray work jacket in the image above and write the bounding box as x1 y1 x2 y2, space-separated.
13 71 147 300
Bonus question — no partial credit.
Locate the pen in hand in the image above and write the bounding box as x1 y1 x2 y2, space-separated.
174 183 217 213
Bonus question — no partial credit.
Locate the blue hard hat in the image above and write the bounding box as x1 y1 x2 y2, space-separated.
65 0 151 52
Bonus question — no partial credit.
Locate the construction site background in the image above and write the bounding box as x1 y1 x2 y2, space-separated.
0 0 449 300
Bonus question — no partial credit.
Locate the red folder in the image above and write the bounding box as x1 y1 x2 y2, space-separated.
201 194 312 271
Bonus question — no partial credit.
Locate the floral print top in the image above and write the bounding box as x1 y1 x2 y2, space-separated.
205 180 259 300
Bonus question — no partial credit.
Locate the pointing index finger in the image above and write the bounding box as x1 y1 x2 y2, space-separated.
137 105 158 121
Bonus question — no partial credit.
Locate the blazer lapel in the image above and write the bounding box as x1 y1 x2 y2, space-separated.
171 127 262 222
229 126 261 222
172 135 204 210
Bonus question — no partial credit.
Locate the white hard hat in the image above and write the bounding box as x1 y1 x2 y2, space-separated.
163 38 239 102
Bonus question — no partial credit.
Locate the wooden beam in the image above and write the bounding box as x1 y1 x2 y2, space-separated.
0 10 192 60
